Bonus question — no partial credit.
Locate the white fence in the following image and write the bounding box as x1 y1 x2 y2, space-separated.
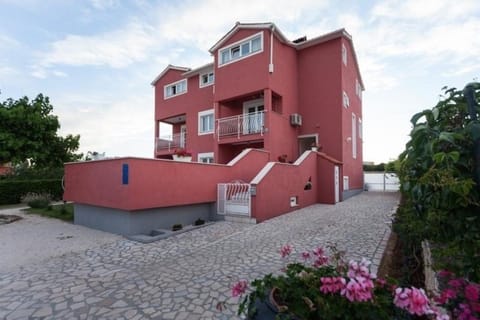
364 172 400 191
217 182 251 216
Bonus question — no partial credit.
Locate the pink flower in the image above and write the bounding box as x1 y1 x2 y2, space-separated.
320 276 346 294
231 280 248 297
313 255 329 267
465 284 480 302
394 287 432 316
312 246 325 256
449 278 466 289
436 288 457 304
341 277 374 302
438 270 454 279
347 259 371 279
301 251 311 261
280 244 293 258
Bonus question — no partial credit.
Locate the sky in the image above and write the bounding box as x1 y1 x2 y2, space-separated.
0 0 479 164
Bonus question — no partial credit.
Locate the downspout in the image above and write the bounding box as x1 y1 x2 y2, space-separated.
269 26 274 73
464 83 480 191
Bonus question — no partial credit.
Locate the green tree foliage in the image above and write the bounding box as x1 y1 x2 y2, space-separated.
396 83 480 281
0 94 82 168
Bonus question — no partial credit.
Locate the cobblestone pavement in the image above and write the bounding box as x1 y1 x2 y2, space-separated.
0 192 399 319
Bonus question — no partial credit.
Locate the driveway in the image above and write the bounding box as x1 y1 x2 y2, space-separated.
0 192 399 319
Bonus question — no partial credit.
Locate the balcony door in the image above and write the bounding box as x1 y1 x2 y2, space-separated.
243 99 264 134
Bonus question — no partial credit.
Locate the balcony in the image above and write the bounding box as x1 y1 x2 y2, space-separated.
216 111 265 140
156 133 186 153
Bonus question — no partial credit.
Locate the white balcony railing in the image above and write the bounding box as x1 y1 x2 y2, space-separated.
216 111 265 139
156 133 186 152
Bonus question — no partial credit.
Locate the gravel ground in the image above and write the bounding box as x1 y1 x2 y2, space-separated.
0 207 120 272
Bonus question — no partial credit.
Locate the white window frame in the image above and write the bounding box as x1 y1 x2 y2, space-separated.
352 113 357 159
342 91 350 108
218 32 264 67
355 78 362 100
198 152 214 164
198 109 214 135
342 43 347 66
164 79 187 99
358 118 363 140
199 71 214 88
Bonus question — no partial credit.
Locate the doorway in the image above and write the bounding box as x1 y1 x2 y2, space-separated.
298 134 318 156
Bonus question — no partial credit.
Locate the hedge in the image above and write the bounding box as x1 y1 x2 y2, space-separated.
0 179 63 205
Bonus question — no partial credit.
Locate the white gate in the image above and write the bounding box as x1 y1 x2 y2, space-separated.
217 182 251 216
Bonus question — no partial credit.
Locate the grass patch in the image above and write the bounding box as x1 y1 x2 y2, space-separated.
26 203 74 222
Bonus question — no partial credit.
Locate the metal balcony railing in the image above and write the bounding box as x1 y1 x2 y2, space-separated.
216 111 265 139
156 133 186 152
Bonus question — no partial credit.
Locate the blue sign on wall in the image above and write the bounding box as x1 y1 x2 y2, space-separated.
122 164 129 185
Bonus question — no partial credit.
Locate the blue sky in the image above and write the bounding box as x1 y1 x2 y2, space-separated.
1 0 479 163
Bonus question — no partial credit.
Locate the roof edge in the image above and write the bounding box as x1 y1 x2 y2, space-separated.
150 65 191 86
182 62 214 77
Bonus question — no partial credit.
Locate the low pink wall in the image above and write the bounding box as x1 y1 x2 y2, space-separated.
251 152 343 222
64 149 269 211
251 152 318 222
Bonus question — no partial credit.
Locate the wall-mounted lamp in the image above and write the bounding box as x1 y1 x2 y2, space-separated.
346 137 352 142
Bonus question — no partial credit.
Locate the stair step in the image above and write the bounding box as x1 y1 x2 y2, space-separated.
224 215 257 224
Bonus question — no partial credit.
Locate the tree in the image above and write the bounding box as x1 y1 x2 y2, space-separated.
0 94 82 168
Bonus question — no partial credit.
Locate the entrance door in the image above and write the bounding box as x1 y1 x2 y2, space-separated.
180 124 187 148
334 165 340 203
243 99 264 134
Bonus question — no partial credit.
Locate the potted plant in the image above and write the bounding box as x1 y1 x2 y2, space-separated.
278 154 288 163
172 148 192 162
232 244 448 320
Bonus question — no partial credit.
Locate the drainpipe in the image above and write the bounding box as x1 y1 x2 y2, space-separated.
464 83 480 190
269 26 274 73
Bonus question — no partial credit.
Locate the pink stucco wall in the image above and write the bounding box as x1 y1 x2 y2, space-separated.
251 151 340 222
64 149 269 211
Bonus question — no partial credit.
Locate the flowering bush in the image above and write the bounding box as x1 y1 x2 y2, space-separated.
436 270 480 320
173 148 191 157
232 244 448 320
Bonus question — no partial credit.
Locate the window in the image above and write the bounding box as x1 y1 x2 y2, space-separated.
355 78 362 99
199 72 214 87
342 43 347 66
198 152 214 164
358 118 363 140
164 79 187 99
198 109 214 135
219 32 263 66
342 91 350 108
352 113 357 159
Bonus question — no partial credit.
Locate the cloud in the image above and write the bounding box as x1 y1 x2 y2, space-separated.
35 21 156 71
156 0 329 49
56 93 153 157
89 0 118 10
372 0 479 22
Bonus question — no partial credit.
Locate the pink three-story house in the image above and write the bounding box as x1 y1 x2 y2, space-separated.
63 22 364 236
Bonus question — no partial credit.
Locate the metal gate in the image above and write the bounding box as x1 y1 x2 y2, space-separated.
217 182 251 216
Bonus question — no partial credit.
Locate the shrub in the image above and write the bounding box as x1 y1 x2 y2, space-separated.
396 83 480 281
0 179 62 205
172 223 183 231
194 218 205 226
22 192 52 209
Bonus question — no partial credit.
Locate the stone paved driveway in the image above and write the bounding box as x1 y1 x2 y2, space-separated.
0 192 399 319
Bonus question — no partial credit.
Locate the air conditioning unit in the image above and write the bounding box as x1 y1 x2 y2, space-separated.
290 113 302 126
